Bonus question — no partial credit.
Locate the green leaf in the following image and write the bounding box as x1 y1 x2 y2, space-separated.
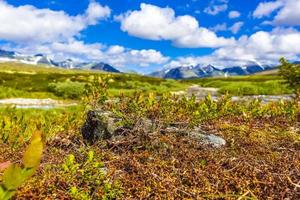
3 164 25 190
0 186 6 199
23 131 43 169
0 186 15 200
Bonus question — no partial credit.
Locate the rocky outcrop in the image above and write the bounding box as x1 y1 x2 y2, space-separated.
81 110 226 147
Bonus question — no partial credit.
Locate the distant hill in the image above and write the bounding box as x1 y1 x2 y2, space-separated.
0 49 120 73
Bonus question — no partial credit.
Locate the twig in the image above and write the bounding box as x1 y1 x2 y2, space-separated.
287 176 300 188
237 191 250 200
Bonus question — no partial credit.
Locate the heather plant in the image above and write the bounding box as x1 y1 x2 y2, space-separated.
0 132 43 200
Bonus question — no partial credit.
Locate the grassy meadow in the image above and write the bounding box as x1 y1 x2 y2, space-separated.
0 62 189 100
0 62 299 199
183 75 292 96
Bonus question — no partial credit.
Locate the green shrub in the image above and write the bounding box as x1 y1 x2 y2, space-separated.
279 58 300 95
48 81 86 99
58 151 122 200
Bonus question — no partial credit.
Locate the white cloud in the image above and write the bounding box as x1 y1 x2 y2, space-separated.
204 0 228 15
210 22 244 34
230 22 244 34
253 0 300 26
164 28 300 68
228 11 241 19
0 1 110 44
273 0 300 26
106 45 125 55
117 3 235 48
253 1 283 18
210 23 228 32
204 4 228 15
85 1 111 25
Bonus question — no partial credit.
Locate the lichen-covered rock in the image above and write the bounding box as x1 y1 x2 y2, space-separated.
189 130 226 148
81 110 121 144
163 126 226 148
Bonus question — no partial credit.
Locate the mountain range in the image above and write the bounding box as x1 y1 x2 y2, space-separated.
0 49 283 79
0 49 120 73
149 62 276 79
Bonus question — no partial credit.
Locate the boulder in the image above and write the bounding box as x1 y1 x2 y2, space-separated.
81 110 121 144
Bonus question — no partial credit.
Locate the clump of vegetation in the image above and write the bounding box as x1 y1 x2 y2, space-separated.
48 81 86 99
0 132 43 200
60 151 122 200
279 58 300 96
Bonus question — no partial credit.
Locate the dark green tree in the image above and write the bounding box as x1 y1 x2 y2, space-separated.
279 58 300 96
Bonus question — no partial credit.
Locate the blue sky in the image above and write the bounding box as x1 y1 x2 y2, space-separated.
1 0 300 73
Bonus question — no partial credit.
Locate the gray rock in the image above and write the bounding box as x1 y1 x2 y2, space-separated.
81 110 121 144
189 130 226 148
162 126 226 148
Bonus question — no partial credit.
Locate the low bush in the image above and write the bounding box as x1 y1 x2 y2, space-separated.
279 58 300 95
48 81 86 99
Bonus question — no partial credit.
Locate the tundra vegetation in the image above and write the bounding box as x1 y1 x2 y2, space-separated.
0 61 299 199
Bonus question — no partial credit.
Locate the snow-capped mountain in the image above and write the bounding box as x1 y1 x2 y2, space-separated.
56 59 75 69
0 49 120 73
150 62 276 79
0 49 16 58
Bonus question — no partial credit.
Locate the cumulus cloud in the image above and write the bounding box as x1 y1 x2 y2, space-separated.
228 11 241 19
253 0 300 26
164 28 300 68
273 0 300 26
253 0 283 18
85 1 111 25
0 1 110 44
117 3 235 48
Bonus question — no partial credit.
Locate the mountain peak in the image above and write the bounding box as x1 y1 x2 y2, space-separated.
149 63 276 79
